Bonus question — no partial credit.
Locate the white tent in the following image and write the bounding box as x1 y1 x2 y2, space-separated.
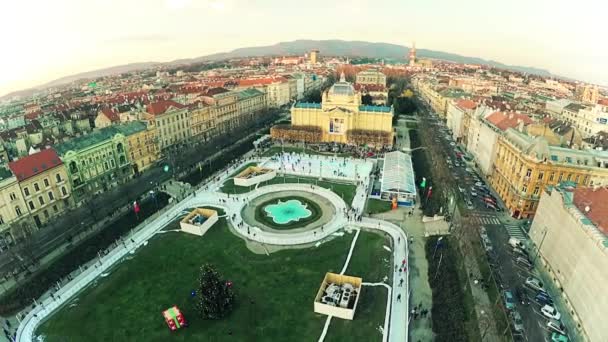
380 151 417 206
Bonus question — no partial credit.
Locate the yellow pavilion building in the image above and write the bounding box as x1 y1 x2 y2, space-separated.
271 73 394 148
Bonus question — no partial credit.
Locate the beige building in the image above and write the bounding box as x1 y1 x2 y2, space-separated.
143 100 190 150
274 73 394 147
0 168 29 244
529 185 608 342
491 129 608 218
574 84 600 104
355 70 387 87
309 49 319 64
8 148 71 228
116 121 159 174
189 102 215 142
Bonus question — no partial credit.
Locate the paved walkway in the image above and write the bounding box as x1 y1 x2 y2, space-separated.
16 158 410 342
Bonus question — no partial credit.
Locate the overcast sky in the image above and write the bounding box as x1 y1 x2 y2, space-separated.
1 0 606 96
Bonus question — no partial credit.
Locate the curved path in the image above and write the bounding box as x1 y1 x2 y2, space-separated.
16 158 409 342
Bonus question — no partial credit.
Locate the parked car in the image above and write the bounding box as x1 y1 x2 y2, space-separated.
510 311 524 333
512 247 529 258
535 292 554 306
458 185 465 193
525 277 544 292
541 304 561 320
551 332 569 342
509 237 526 250
515 287 530 305
547 319 567 335
515 256 533 269
503 290 516 310
483 196 496 205
471 189 478 197
475 181 484 187
485 203 497 211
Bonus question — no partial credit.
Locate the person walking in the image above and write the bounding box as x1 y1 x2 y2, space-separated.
397 294 401 302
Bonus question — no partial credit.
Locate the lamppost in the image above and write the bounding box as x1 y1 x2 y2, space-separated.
532 226 548 264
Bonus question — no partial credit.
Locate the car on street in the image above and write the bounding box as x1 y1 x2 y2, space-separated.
547 319 567 335
458 185 465 193
541 304 561 320
535 292 554 306
551 332 569 342
471 189 478 197
512 247 529 258
510 311 524 333
483 196 496 205
515 256 533 269
503 290 516 310
450 142 456 146
475 181 484 187
509 237 526 250
485 203 497 211
525 277 544 292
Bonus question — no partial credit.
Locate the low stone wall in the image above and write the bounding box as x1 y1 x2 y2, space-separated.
180 208 218 236
233 167 277 187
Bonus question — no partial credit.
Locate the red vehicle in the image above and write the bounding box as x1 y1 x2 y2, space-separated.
163 306 187 331
483 196 497 205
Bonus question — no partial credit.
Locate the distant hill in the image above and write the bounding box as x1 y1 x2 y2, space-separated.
169 39 551 77
0 62 159 100
2 39 553 100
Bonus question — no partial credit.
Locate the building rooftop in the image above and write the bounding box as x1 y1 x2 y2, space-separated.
359 105 392 113
564 102 588 112
8 148 63 181
54 124 143 155
0 167 14 181
455 99 477 111
145 100 185 116
504 128 608 166
236 88 265 100
486 111 533 131
294 102 322 109
572 187 608 237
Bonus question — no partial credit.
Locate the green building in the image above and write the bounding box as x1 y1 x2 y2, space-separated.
54 123 144 203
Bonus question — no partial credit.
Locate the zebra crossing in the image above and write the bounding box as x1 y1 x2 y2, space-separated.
503 222 527 240
470 214 501 225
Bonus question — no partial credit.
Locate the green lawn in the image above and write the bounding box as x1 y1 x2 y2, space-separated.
220 175 357 206
365 199 393 215
326 230 391 341
38 215 389 342
254 196 323 230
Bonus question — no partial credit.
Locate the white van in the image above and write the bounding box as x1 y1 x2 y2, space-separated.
508 237 525 250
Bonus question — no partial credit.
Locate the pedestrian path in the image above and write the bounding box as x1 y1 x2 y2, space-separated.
503 221 527 240
470 213 501 225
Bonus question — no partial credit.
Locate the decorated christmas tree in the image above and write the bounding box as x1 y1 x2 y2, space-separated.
196 263 235 319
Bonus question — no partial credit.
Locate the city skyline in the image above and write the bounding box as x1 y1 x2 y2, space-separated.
1 0 606 96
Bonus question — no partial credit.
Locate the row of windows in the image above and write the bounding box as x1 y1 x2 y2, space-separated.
27 187 68 210
158 113 187 127
23 174 63 196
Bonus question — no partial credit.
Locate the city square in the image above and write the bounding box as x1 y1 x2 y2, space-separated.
20 154 410 342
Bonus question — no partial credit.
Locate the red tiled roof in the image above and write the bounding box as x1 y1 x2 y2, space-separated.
598 98 608 106
145 100 185 115
455 99 477 111
238 77 287 87
486 111 533 131
572 187 608 236
25 111 42 120
100 108 121 122
8 149 63 182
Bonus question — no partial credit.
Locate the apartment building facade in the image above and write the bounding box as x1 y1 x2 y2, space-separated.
8 149 71 227
529 185 607 342
490 129 608 218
